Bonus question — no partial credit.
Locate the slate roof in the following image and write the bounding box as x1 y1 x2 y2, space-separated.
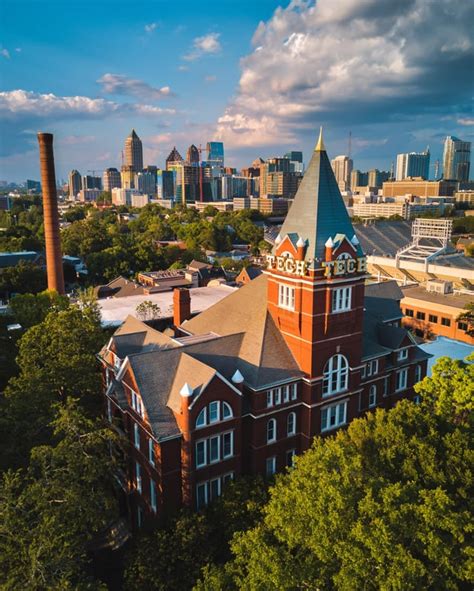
94 276 146 299
277 131 362 261
0 251 44 268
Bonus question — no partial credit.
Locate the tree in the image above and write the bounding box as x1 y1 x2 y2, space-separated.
96 191 112 205
0 261 47 299
457 303 474 337
0 399 118 590
198 363 473 590
135 300 161 321
9 289 69 328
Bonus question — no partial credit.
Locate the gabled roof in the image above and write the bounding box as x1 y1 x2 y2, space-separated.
166 146 183 163
276 129 359 261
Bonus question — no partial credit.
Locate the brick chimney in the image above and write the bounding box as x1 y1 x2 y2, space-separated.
37 132 65 294
173 288 191 326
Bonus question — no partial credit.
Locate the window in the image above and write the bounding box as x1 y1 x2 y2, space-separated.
197 476 231 510
364 359 379 377
267 419 277 443
209 436 220 463
429 314 438 323
332 287 352 312
441 317 451 327
150 480 157 513
416 311 425 320
114 354 121 370
369 385 377 408
136 462 142 493
274 388 282 405
131 391 144 417
210 478 221 501
196 408 206 428
195 401 233 429
413 395 421 404
322 354 349 396
148 438 155 466
291 383 298 400
278 284 295 310
196 482 207 510
134 423 140 450
397 348 408 361
283 385 290 403
287 412 296 436
458 321 468 331
222 402 233 419
286 449 296 468
396 368 408 392
208 401 220 424
222 472 234 486
383 376 390 396
405 308 414 317
196 440 207 468
266 456 276 477
266 390 274 408
321 401 347 432
222 431 233 458
415 365 422 383
361 364 366 379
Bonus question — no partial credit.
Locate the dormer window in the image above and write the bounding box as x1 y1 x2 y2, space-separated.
397 348 409 361
278 283 295 311
195 401 234 429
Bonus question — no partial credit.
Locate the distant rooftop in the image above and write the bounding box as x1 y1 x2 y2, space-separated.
401 285 474 309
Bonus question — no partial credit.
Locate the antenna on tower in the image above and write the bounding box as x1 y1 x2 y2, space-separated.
348 130 352 159
434 159 440 180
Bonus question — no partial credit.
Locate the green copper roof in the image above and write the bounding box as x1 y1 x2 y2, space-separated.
276 134 358 261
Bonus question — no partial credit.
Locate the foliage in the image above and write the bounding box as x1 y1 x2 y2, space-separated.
135 300 161 321
457 303 474 337
96 191 112 205
0 399 118 590
9 289 69 328
0 261 47 298
198 360 474 590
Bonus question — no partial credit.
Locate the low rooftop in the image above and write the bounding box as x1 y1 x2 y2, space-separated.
401 285 473 309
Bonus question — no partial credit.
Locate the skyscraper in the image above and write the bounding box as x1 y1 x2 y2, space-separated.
206 141 224 166
396 149 430 181
443 136 471 181
125 129 143 173
68 169 82 199
186 144 200 164
103 167 121 192
330 155 353 191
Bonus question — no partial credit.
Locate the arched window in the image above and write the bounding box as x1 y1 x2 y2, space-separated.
195 401 234 429
322 354 349 396
337 252 351 260
267 418 276 443
287 412 296 436
369 384 377 408
415 365 422 383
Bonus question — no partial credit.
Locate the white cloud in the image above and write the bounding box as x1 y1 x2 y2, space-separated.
97 73 174 100
144 22 158 33
214 0 474 149
183 32 221 61
1 48 10 59
458 118 474 126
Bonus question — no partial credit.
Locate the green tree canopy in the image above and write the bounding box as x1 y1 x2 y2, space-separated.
9 289 69 328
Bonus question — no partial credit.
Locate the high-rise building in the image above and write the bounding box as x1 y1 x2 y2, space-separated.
135 171 157 196
125 129 144 173
186 144 200 164
103 168 121 192
206 141 224 166
26 179 41 193
284 151 304 173
350 170 368 190
121 165 135 190
166 147 183 168
68 170 82 199
157 169 174 200
82 175 102 191
368 169 390 189
396 149 430 181
443 136 471 181
331 155 353 191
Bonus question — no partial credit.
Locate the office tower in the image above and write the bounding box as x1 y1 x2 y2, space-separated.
121 165 135 189
186 144 200 164
350 170 368 190
125 129 144 173
396 149 430 181
68 169 82 199
103 167 121 192
26 179 41 193
166 147 199 203
157 169 174 199
284 151 304 173
443 136 471 181
82 175 102 190
206 141 224 166
135 171 157 196
166 147 183 168
368 169 390 189
37 133 65 295
331 155 353 191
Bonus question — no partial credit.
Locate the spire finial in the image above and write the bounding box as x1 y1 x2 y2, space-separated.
315 126 325 152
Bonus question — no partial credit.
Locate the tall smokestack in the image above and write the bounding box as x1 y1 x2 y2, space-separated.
37 132 65 295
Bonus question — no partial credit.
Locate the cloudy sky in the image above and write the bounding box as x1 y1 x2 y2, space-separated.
1 0 473 182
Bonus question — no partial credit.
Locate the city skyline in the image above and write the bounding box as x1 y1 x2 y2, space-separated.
1 0 473 182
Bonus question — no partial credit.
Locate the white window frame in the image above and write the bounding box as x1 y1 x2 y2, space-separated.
397 348 409 361
222 472 234 486
150 480 157 513
148 438 155 466
266 390 274 408
322 354 349 396
286 449 296 468
196 482 208 510
369 385 377 408
208 401 220 424
222 431 234 459
283 385 290 403
196 439 207 468
134 422 140 450
196 408 207 429
266 456 277 477
209 477 221 502
383 376 390 396
274 387 282 405
415 365 422 383
209 435 220 464
396 368 408 392
136 462 142 493
332 287 352 313
321 401 347 432
278 283 295 311
267 418 277 443
291 383 298 400
222 401 233 420
287 412 296 436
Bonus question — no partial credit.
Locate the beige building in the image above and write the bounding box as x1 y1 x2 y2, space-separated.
124 129 143 172
454 190 474 205
331 155 353 191
382 178 457 198
353 201 444 219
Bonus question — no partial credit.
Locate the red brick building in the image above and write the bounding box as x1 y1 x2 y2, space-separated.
99 131 430 528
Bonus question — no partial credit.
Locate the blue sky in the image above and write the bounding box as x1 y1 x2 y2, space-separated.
1 0 473 182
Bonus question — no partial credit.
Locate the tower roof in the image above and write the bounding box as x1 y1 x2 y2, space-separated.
276 129 357 261
166 146 183 163
128 129 140 140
